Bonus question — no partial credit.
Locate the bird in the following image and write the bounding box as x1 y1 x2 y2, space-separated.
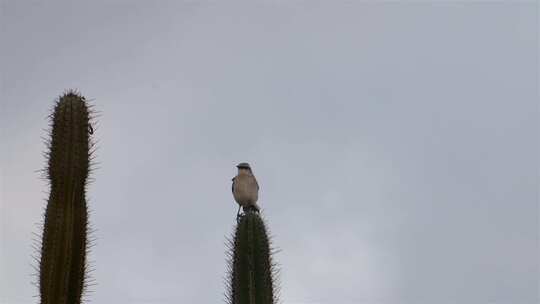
232 162 260 219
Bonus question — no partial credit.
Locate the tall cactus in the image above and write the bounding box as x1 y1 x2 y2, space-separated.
227 210 277 304
38 91 93 304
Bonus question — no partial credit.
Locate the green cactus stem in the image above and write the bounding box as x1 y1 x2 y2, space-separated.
39 91 93 304
227 210 277 304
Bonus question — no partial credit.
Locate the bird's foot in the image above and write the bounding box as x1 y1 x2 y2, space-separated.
243 205 260 214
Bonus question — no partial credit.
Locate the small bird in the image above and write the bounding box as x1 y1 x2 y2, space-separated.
232 162 260 219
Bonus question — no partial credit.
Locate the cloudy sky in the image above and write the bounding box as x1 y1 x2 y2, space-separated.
0 1 538 304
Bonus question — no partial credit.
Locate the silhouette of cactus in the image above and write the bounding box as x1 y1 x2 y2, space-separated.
38 91 94 304
227 210 277 304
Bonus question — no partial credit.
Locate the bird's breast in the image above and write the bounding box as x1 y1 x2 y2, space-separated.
233 175 258 205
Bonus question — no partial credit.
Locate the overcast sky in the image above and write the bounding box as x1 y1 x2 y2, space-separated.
1 1 538 304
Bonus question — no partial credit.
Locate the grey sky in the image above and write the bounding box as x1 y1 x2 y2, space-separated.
1 1 538 304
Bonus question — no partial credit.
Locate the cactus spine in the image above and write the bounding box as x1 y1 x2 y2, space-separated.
39 91 93 304
228 210 277 304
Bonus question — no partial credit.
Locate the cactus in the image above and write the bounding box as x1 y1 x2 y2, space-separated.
38 91 94 304
227 210 277 304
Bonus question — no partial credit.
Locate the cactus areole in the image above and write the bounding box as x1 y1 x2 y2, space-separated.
39 92 92 304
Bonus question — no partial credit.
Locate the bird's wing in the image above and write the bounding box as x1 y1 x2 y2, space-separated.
255 177 259 191
231 177 236 193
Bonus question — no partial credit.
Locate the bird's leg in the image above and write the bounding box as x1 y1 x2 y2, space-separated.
236 205 242 222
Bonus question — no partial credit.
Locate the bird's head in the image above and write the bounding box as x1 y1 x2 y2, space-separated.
236 162 252 174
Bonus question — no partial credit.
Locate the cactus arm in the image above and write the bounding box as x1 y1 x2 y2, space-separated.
228 211 276 304
39 92 91 304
